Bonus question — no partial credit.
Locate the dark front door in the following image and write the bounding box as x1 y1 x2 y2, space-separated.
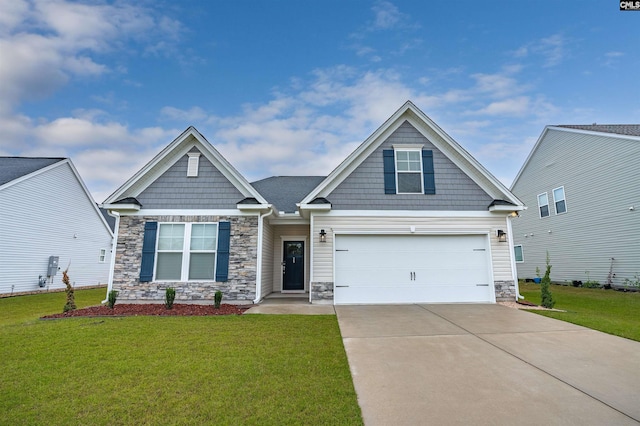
283 241 304 291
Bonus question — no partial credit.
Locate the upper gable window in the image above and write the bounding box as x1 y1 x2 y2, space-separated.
395 150 423 194
383 148 435 195
553 186 567 214
538 192 550 218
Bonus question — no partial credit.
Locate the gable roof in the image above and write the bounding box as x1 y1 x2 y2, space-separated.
0 157 65 187
299 100 523 209
557 124 640 137
510 124 640 189
252 176 326 213
103 126 268 206
0 157 113 235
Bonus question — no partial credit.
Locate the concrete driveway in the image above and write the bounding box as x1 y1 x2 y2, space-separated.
336 304 640 425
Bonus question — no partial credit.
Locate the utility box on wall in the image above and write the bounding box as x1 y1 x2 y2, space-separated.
47 256 59 277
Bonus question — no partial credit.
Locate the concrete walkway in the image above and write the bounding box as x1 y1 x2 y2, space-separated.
336 304 640 426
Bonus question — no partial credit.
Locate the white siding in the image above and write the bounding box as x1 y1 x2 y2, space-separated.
270 225 311 292
311 214 513 283
511 129 640 286
259 221 274 298
0 163 113 294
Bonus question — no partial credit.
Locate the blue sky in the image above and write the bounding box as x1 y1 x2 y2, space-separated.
1 0 638 202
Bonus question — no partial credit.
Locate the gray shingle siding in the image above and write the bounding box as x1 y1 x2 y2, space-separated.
327 121 493 210
136 152 244 209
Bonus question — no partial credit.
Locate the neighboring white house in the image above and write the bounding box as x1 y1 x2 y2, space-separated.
0 157 114 295
510 125 640 287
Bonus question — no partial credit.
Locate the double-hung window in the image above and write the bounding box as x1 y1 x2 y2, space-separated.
395 149 423 194
156 223 218 281
553 186 567 214
514 245 524 263
538 192 550 218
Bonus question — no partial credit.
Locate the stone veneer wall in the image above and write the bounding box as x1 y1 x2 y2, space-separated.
311 280 516 303
113 215 258 303
310 282 334 303
494 280 517 302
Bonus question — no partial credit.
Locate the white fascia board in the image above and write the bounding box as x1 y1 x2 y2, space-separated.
510 126 550 190
488 204 524 213
22 159 114 236
103 127 268 205
403 112 523 207
101 203 141 212
298 203 332 211
237 203 272 212
0 158 65 191
120 209 258 217
299 101 523 208
311 210 501 218
300 102 414 204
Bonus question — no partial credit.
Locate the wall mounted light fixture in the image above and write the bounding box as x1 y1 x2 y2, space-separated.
497 229 507 243
319 229 327 243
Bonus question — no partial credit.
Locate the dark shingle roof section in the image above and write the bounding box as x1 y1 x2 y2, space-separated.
557 124 640 137
251 176 326 213
0 157 65 186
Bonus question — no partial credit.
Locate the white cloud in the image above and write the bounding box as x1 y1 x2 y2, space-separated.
513 33 567 67
0 0 181 111
372 1 404 29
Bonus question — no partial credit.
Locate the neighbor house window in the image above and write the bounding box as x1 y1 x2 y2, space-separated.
514 245 524 263
538 192 550 218
155 223 218 281
99 249 106 263
553 186 567 214
395 150 423 193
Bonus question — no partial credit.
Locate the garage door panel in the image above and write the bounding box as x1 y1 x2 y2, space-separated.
334 234 493 304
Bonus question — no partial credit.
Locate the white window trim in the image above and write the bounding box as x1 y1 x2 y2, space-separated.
514 245 524 263
537 192 550 218
99 248 107 263
553 186 567 215
154 222 218 282
394 148 423 194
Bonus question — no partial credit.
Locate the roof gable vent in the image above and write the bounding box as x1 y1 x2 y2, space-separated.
187 152 201 177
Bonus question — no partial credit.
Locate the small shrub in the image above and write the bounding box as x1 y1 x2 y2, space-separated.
214 290 223 309
107 290 118 309
165 287 176 309
583 279 600 288
623 274 640 289
62 268 77 313
540 252 555 309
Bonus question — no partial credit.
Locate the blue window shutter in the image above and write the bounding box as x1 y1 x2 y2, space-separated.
383 150 396 194
216 221 231 282
422 150 436 195
139 221 157 282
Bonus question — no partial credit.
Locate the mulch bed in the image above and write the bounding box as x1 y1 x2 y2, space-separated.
41 303 252 319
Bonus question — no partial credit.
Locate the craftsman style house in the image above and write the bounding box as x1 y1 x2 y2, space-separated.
102 101 524 304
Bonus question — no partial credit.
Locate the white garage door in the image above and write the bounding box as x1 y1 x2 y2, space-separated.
334 234 493 304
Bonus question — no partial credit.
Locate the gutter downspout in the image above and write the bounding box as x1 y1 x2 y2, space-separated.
506 213 524 300
102 210 120 304
253 206 274 304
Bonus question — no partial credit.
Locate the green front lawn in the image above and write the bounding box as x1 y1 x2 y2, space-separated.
0 287 107 326
519 282 640 342
0 291 362 425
